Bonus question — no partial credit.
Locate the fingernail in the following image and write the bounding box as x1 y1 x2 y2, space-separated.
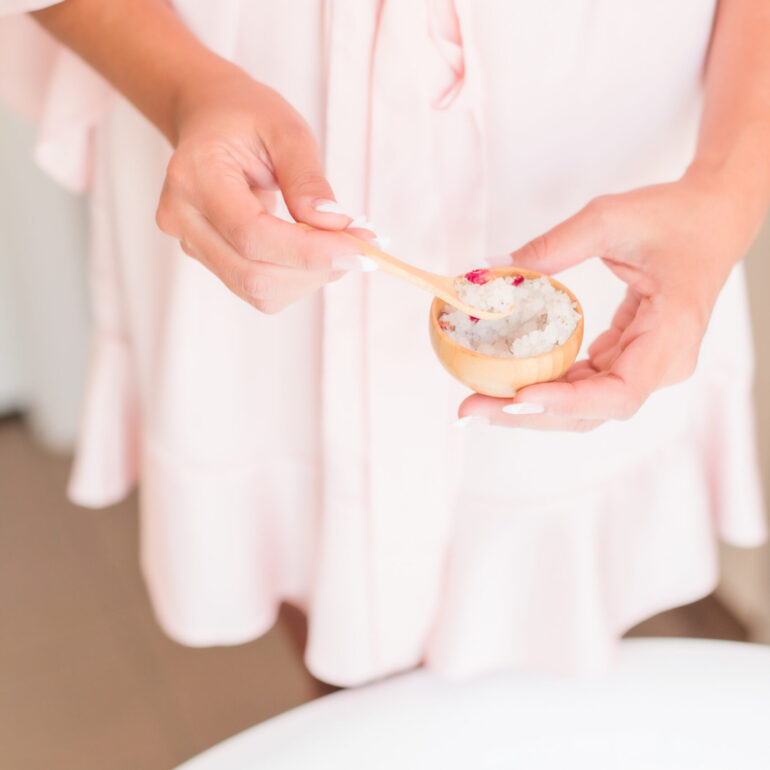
314 199 352 217
453 415 490 428
332 254 379 272
372 235 392 250
484 254 513 267
502 403 545 415
348 214 369 229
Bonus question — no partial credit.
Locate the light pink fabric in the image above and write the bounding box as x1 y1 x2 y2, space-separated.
2 0 765 685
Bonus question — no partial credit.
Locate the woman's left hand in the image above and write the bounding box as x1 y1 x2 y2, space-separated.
458 170 757 432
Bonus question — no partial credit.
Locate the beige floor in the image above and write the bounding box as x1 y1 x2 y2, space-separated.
0 418 323 770
0 417 749 770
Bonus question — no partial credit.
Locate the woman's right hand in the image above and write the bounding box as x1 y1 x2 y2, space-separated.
155 61 370 313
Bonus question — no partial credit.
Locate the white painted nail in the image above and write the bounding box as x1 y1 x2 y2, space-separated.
502 403 545 415
372 235 392 250
332 254 379 272
453 415 490 428
348 214 368 229
314 200 352 217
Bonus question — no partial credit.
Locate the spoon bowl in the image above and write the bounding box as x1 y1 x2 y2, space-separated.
429 267 584 397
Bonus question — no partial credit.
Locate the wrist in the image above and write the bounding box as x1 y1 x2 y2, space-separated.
167 54 249 145
682 155 770 266
686 133 770 228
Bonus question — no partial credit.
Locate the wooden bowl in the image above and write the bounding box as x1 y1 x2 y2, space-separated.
429 267 584 397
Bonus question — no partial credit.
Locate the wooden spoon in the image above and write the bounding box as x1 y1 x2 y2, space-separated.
303 224 511 320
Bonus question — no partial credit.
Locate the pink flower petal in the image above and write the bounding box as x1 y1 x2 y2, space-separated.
463 268 494 285
469 316 480 324
512 274 524 286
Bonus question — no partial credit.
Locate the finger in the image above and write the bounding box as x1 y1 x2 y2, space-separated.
498 198 612 275
264 118 353 229
561 359 600 381
513 322 674 420
194 172 369 271
458 393 604 432
181 210 335 312
590 343 622 372
252 187 279 213
346 226 377 243
587 329 620 359
587 289 640 361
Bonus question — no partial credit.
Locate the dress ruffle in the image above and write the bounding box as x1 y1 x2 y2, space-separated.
128 372 765 686
0 13 112 192
67 332 139 508
424 408 762 681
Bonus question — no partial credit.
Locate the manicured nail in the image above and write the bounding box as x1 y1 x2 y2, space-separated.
314 199 352 217
484 254 513 267
349 214 378 230
453 415 490 428
348 214 369 229
332 254 379 272
502 403 545 415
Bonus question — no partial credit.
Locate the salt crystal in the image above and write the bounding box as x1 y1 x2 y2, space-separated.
441 276 580 358
456 273 517 314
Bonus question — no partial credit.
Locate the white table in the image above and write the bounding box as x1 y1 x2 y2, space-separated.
176 639 770 769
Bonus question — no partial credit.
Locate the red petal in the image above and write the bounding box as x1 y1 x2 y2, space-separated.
469 316 480 324
463 268 494 285
512 274 524 286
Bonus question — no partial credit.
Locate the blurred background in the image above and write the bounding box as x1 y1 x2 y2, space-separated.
1 98 769 770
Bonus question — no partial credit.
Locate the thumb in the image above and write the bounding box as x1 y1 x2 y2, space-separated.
267 121 354 230
494 198 607 275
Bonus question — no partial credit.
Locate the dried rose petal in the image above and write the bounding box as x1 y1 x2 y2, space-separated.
512 274 524 286
463 268 494 285
469 316 480 324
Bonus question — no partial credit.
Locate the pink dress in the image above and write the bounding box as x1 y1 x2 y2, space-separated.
1 0 765 685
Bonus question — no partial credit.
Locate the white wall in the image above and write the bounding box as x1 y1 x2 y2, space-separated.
0 103 89 450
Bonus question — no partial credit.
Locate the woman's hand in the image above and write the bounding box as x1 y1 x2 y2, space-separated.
155 62 370 313
33 0 372 314
458 170 759 431
458 0 770 433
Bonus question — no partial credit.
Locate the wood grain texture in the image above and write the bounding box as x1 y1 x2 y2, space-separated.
429 267 584 397
300 224 508 319
353 236 507 320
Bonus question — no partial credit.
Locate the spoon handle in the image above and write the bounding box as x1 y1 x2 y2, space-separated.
299 223 506 320
347 235 454 292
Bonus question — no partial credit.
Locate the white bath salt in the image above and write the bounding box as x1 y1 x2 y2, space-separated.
455 268 517 313
441 273 580 358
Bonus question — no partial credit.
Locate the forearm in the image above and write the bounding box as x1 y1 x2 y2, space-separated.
688 0 770 239
32 0 234 144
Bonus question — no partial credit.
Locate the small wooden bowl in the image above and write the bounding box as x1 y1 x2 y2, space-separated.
429 267 584 397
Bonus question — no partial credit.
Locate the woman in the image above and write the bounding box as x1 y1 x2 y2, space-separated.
1 0 766 684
